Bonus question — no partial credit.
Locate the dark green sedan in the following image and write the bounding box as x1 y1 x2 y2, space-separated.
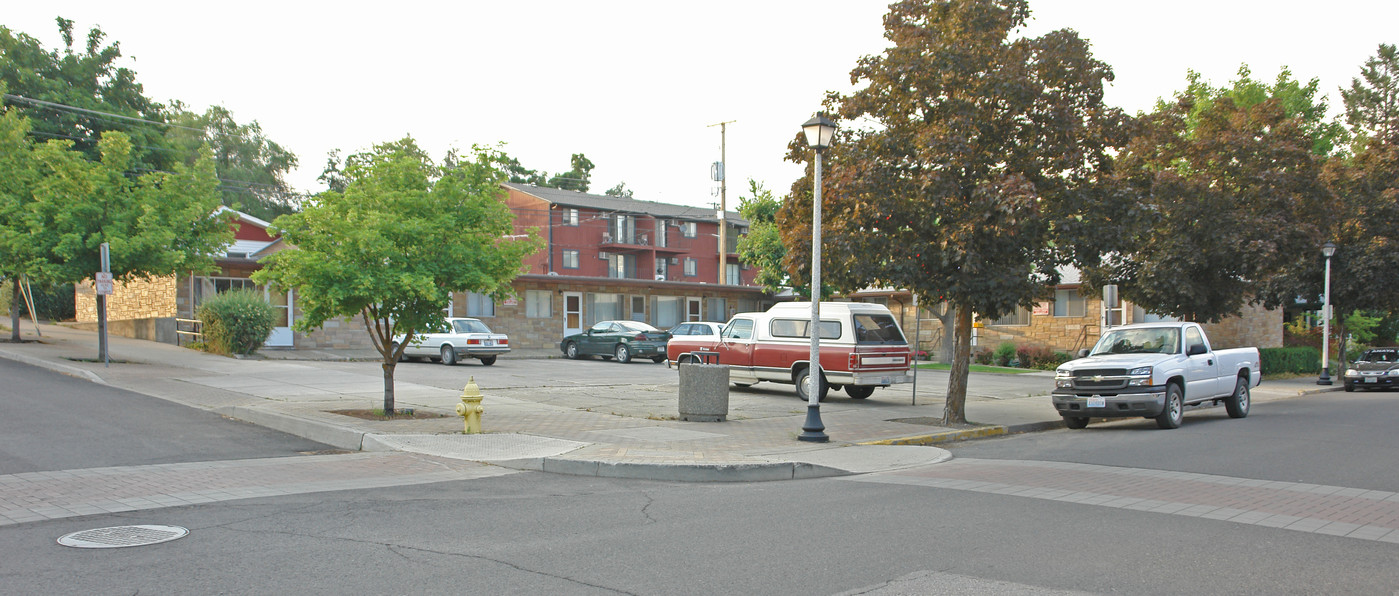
560 320 672 363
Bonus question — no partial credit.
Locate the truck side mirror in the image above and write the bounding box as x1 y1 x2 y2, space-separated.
1077 349 1090 358
1187 344 1207 356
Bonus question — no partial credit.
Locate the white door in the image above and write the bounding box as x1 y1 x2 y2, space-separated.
264 287 294 347
687 297 702 322
564 292 583 337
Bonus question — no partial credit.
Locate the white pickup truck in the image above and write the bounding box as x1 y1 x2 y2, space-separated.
1052 322 1261 429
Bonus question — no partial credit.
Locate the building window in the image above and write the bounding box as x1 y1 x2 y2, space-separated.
564 208 579 226
682 222 697 238
1132 304 1179 324
987 306 1030 326
607 253 636 279
464 292 495 317
652 295 683 329
726 263 741 285
1053 289 1087 317
586 293 622 325
563 249 580 269
684 258 698 277
526 290 551 318
707 298 726 322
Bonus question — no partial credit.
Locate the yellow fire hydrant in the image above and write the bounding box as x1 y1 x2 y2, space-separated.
455 376 485 434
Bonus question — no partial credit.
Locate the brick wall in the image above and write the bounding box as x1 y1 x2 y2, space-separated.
1202 302 1283 349
295 313 377 350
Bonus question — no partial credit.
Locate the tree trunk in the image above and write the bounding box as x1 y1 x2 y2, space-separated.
382 359 396 415
943 305 973 425
9 278 19 342
931 302 957 363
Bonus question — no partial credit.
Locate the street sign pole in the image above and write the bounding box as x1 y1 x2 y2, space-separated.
98 243 111 367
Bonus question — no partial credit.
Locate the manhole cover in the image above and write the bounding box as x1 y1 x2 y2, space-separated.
57 525 188 549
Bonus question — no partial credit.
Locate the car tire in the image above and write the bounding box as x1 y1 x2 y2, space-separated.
845 385 876 399
440 345 457 366
794 367 829 402
479 355 497 366
614 344 632 363
1225 375 1250 418
1344 383 1354 392
391 342 405 363
565 342 580 360
1156 383 1184 429
1064 416 1089 429
651 356 665 363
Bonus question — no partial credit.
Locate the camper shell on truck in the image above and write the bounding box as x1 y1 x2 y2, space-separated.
666 302 914 401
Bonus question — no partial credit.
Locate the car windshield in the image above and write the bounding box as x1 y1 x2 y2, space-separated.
453 320 491 334
1360 350 1398 363
617 321 660 333
1091 328 1180 355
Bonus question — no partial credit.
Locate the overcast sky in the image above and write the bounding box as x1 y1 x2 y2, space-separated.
7 1 1397 209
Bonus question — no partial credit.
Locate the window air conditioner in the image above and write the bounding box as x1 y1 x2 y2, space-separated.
599 251 609 260
602 233 612 244
669 257 680 265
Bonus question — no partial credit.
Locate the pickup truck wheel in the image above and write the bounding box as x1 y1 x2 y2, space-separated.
478 355 497 366
614 344 632 363
845 385 876 399
440 345 458 366
1225 375 1250 418
795 367 829 402
565 342 580 360
1064 416 1089 429
1156 383 1184 429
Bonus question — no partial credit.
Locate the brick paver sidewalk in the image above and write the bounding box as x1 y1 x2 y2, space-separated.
0 453 514 526
857 458 1399 543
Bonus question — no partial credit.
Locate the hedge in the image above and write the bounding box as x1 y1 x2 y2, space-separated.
196 290 275 356
1260 346 1321 375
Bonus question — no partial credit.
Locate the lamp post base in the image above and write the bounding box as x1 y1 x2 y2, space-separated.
1318 367 1333 386
797 404 829 442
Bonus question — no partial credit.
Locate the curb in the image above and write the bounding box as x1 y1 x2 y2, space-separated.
0 349 107 385
495 457 849 482
858 425 1009 446
213 405 368 452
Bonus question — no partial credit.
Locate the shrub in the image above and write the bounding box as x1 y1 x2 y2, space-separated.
993 342 1017 367
197 290 276 356
1260 346 1320 375
973 347 993 365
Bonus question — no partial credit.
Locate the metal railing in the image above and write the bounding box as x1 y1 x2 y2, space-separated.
175 318 203 346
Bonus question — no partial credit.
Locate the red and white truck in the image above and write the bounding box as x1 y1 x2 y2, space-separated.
666 302 915 401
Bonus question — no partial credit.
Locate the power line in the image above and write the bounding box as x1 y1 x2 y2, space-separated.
2 93 205 134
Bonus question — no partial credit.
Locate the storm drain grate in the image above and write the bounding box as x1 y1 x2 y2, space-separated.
57 525 188 549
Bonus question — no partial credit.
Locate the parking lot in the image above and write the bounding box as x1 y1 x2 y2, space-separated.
354 355 1059 422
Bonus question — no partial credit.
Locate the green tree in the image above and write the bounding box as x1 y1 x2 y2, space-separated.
546 153 594 192
0 108 232 352
604 182 634 198
1176 65 1347 156
787 0 1130 423
1341 43 1399 144
166 103 301 221
0 18 178 173
253 137 542 413
734 179 790 293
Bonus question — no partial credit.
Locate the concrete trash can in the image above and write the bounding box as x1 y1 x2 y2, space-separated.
678 362 729 422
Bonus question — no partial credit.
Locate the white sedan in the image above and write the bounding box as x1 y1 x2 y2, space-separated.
393 317 509 365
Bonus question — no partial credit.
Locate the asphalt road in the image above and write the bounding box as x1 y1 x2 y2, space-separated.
2 363 1396 594
0 358 331 474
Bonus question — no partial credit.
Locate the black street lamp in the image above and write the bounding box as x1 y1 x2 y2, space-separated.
1318 241 1337 385
798 113 837 443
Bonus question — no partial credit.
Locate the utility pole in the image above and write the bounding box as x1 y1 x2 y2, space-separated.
709 120 736 284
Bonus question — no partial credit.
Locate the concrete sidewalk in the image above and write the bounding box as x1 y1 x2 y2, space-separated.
0 322 1339 482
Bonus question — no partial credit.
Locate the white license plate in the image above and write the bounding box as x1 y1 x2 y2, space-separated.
1087 396 1106 408
1366 377 1377 383
485 340 495 346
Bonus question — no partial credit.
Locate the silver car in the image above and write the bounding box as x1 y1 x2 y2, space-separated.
393 317 509 365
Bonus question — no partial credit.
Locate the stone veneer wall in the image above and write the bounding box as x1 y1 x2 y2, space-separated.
1201 302 1283 349
294 313 376 350
979 297 1104 354
74 276 179 323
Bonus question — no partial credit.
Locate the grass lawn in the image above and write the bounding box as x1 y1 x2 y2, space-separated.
914 362 1042 374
